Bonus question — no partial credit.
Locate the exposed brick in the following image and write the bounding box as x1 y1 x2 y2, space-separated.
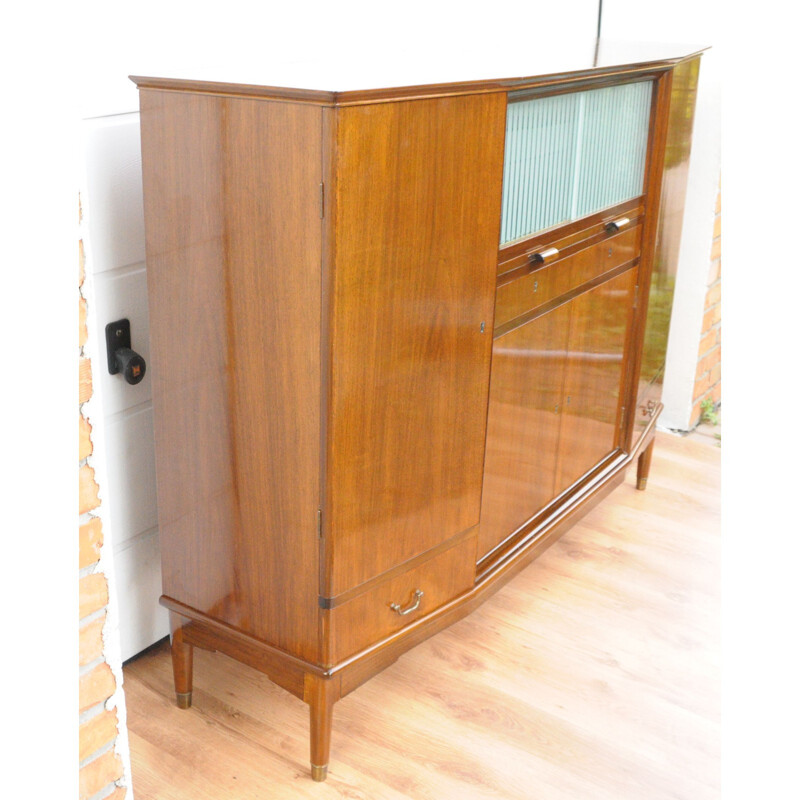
711 382 722 405
79 517 103 570
710 236 721 262
698 328 718 357
709 363 721 386
707 258 721 285
79 414 93 461
79 708 119 762
702 303 721 333
690 397 704 428
693 372 712 402
695 350 719 381
79 464 100 515
695 360 705 382
79 240 86 288
104 788 128 800
79 573 108 619
713 214 721 240
704 280 721 309
79 747 123 800
715 189 721 214
79 662 116 713
79 296 88 349
80 357 93 404
80 613 106 666
690 403 703 428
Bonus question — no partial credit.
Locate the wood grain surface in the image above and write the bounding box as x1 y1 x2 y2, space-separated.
555 269 637 493
324 93 506 597
478 302 572 560
139 90 323 661
124 430 720 799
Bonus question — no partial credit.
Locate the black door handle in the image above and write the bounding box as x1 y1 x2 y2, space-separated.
105 318 146 385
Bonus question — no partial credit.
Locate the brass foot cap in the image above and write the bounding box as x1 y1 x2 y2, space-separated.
636 478 648 491
310 764 328 782
176 691 193 709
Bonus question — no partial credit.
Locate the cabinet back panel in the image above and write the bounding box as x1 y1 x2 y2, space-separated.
139 91 323 661
326 94 506 597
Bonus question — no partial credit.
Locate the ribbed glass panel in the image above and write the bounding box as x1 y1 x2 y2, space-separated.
500 81 653 245
500 92 581 244
575 81 652 219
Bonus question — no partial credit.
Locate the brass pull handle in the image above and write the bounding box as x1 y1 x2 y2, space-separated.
389 589 424 616
528 246 559 266
605 217 630 233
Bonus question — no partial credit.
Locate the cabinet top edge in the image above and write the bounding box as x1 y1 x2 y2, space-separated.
129 42 707 107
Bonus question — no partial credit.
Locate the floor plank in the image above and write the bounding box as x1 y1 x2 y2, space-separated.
123 431 720 799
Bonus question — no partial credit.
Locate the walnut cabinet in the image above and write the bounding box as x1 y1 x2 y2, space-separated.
132 45 702 781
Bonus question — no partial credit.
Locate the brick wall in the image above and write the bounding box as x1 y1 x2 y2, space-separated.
79 224 129 800
691 181 722 426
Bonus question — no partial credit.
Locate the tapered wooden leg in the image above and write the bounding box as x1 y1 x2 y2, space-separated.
304 674 339 781
169 612 194 709
637 438 655 491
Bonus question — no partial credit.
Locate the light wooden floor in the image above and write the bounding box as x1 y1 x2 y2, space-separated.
123 431 720 799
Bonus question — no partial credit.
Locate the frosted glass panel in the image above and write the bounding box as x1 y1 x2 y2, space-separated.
500 92 581 243
575 82 652 218
500 81 653 244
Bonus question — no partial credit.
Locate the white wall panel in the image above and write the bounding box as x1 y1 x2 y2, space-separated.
82 115 146 274
600 1 721 430
90 265 151 417
82 110 164 662
105 406 159 548
113 531 168 662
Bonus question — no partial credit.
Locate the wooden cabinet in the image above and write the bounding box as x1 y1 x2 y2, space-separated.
132 45 702 781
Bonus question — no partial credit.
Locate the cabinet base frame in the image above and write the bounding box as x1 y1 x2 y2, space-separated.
162 405 662 781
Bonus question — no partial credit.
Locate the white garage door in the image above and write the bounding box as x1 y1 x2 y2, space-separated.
82 111 168 661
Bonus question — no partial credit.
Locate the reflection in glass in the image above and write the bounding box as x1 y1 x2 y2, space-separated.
500 81 653 244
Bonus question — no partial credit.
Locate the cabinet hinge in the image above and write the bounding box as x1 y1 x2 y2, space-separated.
319 182 325 219
317 508 322 538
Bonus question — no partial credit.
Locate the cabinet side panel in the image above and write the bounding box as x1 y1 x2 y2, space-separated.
326 94 506 596
633 57 700 441
139 90 322 662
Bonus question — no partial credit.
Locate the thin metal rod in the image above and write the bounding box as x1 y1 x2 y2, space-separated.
594 0 603 66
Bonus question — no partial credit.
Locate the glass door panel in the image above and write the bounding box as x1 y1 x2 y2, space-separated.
555 270 636 494
500 80 653 245
575 81 652 218
477 302 572 561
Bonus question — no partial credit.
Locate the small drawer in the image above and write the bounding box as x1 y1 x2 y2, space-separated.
494 224 642 330
495 260 573 328
327 534 476 662
569 225 641 288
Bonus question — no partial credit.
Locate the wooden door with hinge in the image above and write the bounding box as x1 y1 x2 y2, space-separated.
322 93 507 599
554 269 638 494
477 302 572 562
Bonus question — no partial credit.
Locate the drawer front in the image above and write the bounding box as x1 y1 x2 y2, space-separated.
495 225 641 331
569 225 641 288
327 534 476 663
495 260 573 328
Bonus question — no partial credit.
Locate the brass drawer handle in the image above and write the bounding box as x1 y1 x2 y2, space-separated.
389 589 424 616
605 217 630 233
528 246 559 266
